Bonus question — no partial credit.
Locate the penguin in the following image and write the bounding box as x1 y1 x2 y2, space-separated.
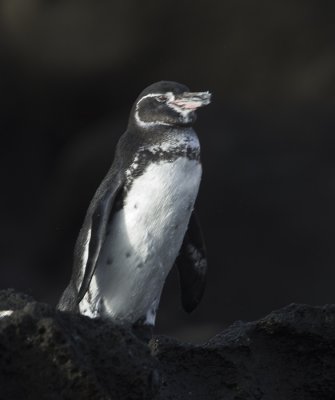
58 81 211 332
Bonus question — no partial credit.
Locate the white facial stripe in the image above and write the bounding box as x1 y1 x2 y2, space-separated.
134 91 196 128
136 92 174 104
134 112 171 129
134 92 175 128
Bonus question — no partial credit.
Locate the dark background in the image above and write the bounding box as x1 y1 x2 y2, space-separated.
1 0 334 342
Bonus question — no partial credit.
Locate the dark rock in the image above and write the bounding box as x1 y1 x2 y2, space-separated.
0 288 35 311
0 290 158 400
153 304 335 399
1 290 335 399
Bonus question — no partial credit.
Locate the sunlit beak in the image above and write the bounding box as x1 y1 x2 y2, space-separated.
170 91 211 110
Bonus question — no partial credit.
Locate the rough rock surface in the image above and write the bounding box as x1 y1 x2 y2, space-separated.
1 289 335 400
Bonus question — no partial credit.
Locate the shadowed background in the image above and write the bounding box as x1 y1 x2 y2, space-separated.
0 0 334 342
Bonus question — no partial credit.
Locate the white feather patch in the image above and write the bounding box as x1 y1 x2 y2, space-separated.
79 275 101 318
82 157 202 325
146 131 199 154
0 310 13 318
77 228 91 286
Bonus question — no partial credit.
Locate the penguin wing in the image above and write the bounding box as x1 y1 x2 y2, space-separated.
176 212 207 313
76 170 124 304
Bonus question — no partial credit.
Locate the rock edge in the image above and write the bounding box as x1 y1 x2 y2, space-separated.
1 289 335 400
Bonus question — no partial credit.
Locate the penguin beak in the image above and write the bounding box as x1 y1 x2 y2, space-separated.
170 91 211 110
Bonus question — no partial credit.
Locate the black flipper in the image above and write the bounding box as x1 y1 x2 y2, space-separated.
176 212 207 313
76 170 124 304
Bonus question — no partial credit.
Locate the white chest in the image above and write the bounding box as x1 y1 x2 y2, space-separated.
123 157 202 257
81 157 202 324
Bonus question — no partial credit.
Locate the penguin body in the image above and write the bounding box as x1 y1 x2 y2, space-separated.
58 81 211 328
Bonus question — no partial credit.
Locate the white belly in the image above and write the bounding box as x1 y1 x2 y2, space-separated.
79 157 202 324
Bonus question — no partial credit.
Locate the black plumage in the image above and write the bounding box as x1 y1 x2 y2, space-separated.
58 81 211 327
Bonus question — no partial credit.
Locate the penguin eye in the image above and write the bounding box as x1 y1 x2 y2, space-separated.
156 95 168 103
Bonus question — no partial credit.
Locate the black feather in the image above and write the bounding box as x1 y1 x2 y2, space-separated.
176 212 207 313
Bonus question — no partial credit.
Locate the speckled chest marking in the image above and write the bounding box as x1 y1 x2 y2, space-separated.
79 154 202 325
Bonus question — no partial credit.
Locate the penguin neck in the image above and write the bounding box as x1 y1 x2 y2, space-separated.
136 128 201 167
123 127 200 194
127 125 198 151
146 128 199 155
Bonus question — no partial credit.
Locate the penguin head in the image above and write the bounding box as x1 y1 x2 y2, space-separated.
130 81 211 130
